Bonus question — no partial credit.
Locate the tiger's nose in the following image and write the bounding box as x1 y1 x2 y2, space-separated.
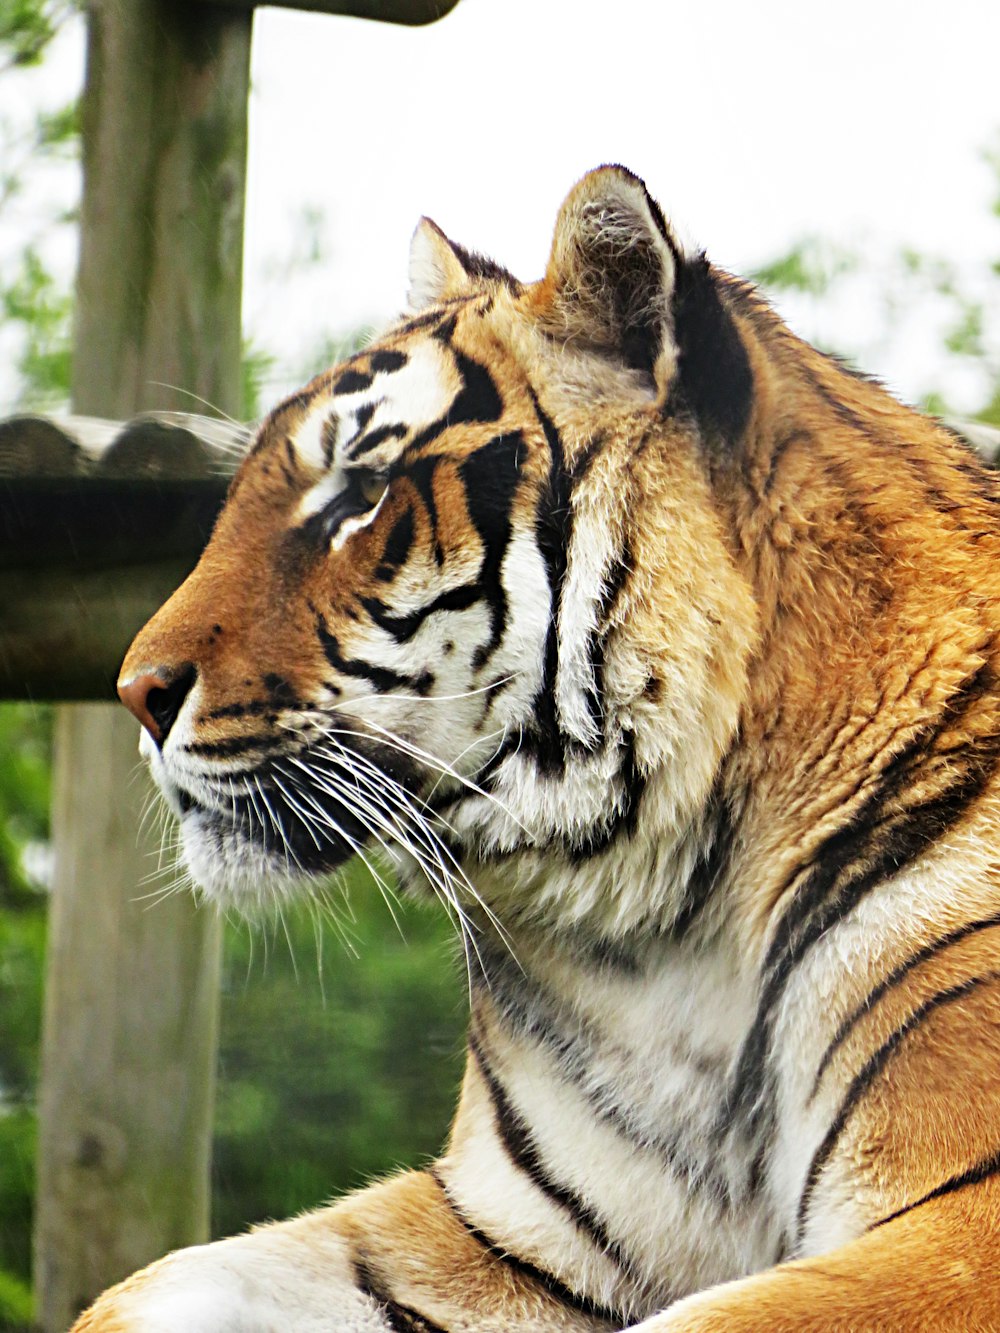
117 664 196 748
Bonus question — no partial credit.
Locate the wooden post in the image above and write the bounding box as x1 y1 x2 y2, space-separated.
34 4 251 1327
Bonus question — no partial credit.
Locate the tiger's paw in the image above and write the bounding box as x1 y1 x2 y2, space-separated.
69 1230 389 1333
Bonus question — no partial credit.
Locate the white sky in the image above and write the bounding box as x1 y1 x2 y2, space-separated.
1 0 999 411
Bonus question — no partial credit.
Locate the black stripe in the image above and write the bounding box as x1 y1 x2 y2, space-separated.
370 349 408 374
254 383 323 441
398 344 505 465
467 733 522 795
321 418 339 469
672 255 754 444
467 1028 639 1278
869 1145 1000 1231
423 343 504 437
571 731 644 860
184 733 273 759
433 313 458 343
811 911 1000 1099
796 356 1000 521
596 539 632 629
349 422 408 458
449 350 502 424
335 367 373 396
670 778 741 940
796 967 1000 1244
392 310 450 337
360 583 483 644
429 1169 622 1326
353 401 377 436
459 433 526 671
354 1254 450 1333
406 456 444 565
528 388 573 774
727 659 1000 1137
280 434 299 487
578 540 635 754
472 730 646 862
377 508 415 577
472 955 737 1211
316 613 432 696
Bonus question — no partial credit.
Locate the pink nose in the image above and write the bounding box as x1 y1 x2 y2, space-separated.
117 666 194 746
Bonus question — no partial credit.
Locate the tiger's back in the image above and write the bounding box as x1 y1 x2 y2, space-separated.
82 167 1000 1331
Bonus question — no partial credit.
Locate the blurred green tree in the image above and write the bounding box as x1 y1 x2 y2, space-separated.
751 136 1000 427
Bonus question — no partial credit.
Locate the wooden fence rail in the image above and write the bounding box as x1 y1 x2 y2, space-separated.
1 412 247 699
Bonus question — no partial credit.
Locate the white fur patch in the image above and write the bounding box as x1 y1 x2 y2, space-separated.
88 1225 386 1332
331 492 387 551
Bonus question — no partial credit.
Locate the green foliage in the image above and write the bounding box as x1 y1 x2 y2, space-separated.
0 1108 37 1310
240 339 276 421
0 1263 33 1330
0 704 51 906
214 879 464 1234
0 706 50 1299
0 0 76 69
752 137 1000 427
0 1 81 410
0 907 46 1107
1 246 73 406
751 237 858 297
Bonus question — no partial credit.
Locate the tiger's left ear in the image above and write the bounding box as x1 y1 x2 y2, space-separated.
408 218 474 309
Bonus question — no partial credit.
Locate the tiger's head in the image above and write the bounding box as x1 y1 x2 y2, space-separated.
117 167 771 937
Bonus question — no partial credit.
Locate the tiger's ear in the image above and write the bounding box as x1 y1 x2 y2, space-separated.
536 166 682 394
538 166 754 438
408 218 475 309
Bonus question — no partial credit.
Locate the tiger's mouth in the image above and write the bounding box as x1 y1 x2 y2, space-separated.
184 773 375 878
149 728 454 909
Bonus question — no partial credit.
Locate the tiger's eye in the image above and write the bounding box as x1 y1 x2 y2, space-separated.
357 472 389 508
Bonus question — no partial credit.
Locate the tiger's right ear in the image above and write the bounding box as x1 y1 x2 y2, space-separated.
407 218 475 310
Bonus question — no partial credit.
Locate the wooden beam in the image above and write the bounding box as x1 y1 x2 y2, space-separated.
206 0 461 23
33 5 250 1327
1 413 245 699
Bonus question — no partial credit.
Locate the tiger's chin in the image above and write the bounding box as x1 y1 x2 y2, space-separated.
176 806 355 915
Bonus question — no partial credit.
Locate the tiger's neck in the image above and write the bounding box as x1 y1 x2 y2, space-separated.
434 920 781 1324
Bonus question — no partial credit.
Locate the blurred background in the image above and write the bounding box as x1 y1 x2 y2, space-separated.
1 0 999 1327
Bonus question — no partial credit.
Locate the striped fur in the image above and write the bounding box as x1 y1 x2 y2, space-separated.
89 166 1000 1331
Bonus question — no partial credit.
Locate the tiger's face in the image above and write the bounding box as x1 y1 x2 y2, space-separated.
119 169 758 932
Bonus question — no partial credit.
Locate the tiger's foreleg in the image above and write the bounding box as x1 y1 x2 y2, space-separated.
70 1168 608 1332
635 1177 1000 1332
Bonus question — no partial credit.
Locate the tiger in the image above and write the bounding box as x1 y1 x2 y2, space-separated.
79 164 1000 1331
